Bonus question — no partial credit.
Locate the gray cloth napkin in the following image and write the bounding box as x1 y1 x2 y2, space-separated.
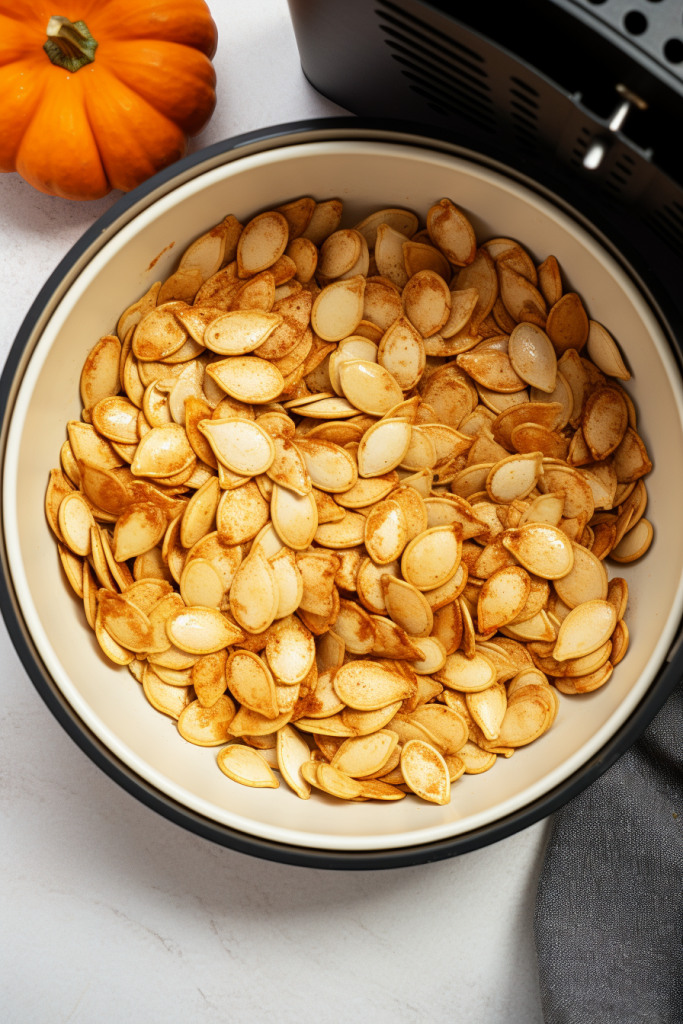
534 682 683 1023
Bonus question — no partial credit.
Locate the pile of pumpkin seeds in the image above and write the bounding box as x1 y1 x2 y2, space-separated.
46 196 653 805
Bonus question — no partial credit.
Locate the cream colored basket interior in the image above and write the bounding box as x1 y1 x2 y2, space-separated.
5 140 683 852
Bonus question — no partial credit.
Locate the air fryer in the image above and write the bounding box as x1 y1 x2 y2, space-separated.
287 0 683 327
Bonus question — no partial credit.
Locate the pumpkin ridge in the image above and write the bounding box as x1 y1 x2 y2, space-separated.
0 58 49 172
83 62 187 193
16 70 110 199
0 13 45 63
86 0 218 59
96 39 216 137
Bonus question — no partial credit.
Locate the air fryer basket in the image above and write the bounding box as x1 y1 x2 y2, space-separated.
2 119 683 869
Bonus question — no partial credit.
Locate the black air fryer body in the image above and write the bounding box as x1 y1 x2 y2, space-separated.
288 0 683 326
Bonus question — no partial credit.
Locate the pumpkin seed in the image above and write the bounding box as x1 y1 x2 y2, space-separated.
401 740 450 804
202 310 282 355
363 500 407 564
299 667 341 719
58 491 94 557
206 356 284 404
403 270 452 337
268 484 317 551
374 224 409 288
236 211 289 276
333 660 413 709
265 615 314 684
486 453 543 503
536 255 562 306
177 694 236 746
229 550 279 633
477 566 531 633
68 421 124 471
273 197 314 240
610 518 653 562
335 359 402 418
354 556 397 614
382 576 433 637
318 228 361 279
408 636 446 675
294 438 357 493
404 239 451 283
427 199 476 266
356 418 412 479
546 293 589 355
226 650 278 718
143 664 193 718
329 337 377 395
58 542 83 597
377 317 426 390
217 743 279 788
424 565 468 612
529 373 573 431
553 542 608 607
434 650 496 692
286 237 318 284
362 279 403 332
112 501 165 562
273 725 310 798
420 366 473 428
298 199 341 246
311 276 365 341
582 387 628 460
91 395 140 444
130 423 193 479
457 350 526 393
613 428 652 483
167 605 243 654
331 730 398 778
483 239 537 283
354 208 418 248
80 335 122 412
410 704 468 755
497 261 546 327
402 525 462 591
466 683 507 740
399 426 437 472
454 249 499 329
586 320 630 380
190 650 227 708
371 615 422 659
553 599 617 661
179 558 224 608
502 523 573 579
538 465 595 521
496 693 551 747
508 323 557 393
199 418 274 476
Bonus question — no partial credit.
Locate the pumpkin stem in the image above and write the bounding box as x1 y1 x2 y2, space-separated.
44 16 98 73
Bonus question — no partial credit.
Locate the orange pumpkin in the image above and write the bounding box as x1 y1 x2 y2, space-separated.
0 0 218 200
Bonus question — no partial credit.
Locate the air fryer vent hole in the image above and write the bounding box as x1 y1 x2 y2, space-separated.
573 0 683 79
384 43 493 104
377 1 486 67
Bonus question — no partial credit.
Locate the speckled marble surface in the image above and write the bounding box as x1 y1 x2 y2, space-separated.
0 2 549 1020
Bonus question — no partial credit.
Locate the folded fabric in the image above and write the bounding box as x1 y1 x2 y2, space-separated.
534 682 683 1023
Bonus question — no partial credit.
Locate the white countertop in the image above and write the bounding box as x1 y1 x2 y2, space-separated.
0 2 548 1020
